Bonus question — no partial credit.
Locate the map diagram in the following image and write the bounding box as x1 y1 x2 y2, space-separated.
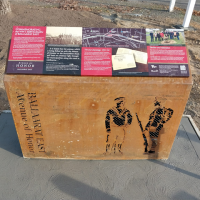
82 28 147 49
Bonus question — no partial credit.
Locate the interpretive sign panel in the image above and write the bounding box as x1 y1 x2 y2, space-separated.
6 26 189 77
43 45 81 75
7 26 46 74
81 47 112 76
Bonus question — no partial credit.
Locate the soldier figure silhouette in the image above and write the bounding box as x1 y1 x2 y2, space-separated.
105 97 132 154
136 97 174 154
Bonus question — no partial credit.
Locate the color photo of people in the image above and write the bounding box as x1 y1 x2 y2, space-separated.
146 28 185 46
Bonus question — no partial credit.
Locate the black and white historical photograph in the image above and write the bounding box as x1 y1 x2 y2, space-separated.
45 27 82 45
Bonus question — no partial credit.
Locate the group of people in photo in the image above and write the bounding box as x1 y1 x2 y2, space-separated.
149 31 180 42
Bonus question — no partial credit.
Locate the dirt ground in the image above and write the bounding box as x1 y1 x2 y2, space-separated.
0 1 200 129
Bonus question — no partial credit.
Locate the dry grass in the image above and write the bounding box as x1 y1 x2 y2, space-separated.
0 0 11 15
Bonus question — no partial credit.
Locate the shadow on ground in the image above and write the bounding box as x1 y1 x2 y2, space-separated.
149 159 200 180
172 191 199 200
52 174 120 200
0 113 22 157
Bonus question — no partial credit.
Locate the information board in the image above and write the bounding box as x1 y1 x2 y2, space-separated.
6 26 189 77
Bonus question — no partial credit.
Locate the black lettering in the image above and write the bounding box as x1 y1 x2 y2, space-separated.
28 92 45 152
24 123 30 128
28 93 36 99
37 138 45 152
27 138 33 142
18 97 25 102
29 99 37 104
33 118 40 123
30 106 39 111
35 129 43 136
34 123 41 128
19 103 24 107
26 134 34 153
17 93 24 98
20 107 26 112
21 112 26 118
32 114 39 119
28 147 34 152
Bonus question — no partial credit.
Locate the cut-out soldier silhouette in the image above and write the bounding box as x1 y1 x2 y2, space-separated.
136 98 173 154
105 97 132 154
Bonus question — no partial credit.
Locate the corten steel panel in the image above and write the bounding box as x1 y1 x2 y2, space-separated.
4 73 192 160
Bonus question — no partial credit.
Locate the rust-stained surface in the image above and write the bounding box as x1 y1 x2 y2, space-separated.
4 72 192 159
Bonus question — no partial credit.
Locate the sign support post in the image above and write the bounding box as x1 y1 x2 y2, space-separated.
169 0 176 12
182 0 196 28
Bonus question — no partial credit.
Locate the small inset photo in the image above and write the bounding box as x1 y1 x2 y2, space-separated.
111 47 149 76
45 27 82 46
146 28 185 46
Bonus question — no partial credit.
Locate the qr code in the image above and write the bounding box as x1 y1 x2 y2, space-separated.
180 65 186 71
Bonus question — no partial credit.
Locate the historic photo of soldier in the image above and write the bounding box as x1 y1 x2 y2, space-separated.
45 27 82 45
136 97 173 154
105 97 132 155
